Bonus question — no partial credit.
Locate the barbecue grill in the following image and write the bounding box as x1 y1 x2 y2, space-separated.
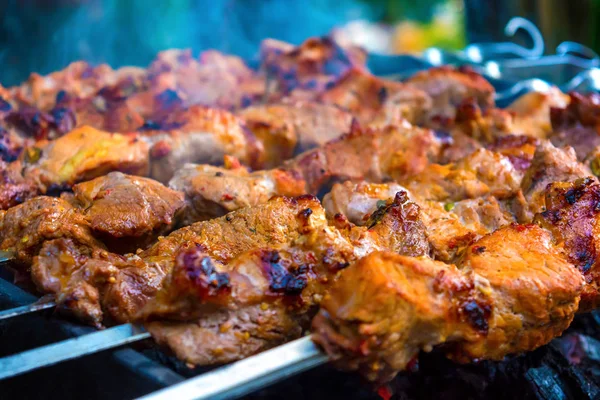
2 16 600 400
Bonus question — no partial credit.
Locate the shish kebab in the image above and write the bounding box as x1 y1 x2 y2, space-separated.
0 38 596 390
0 91 596 382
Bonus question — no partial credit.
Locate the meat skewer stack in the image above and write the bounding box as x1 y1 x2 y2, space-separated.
0 34 599 397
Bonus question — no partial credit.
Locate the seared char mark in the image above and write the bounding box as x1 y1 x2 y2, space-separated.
260 250 308 296
177 247 231 299
459 299 491 333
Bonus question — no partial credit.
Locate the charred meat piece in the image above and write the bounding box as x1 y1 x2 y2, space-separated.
24 125 149 190
169 161 305 224
139 192 428 366
71 172 185 252
319 68 432 125
312 224 583 382
32 195 332 325
238 101 352 154
535 178 600 311
260 36 367 100
518 140 593 220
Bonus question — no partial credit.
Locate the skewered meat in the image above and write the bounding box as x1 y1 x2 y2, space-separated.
260 36 367 100
549 92 600 161
238 101 352 154
319 68 431 125
31 195 337 325
312 224 584 382
169 160 305 224
140 192 428 365
0 160 38 210
405 66 495 123
69 172 185 252
288 121 441 193
0 172 184 266
322 181 408 225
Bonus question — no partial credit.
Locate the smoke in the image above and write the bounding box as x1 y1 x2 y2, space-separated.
0 0 379 86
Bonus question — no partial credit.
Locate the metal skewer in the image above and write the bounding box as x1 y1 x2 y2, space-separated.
0 299 56 320
0 323 150 380
137 335 328 400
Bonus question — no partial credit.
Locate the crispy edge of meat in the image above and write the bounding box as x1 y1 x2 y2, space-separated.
312 224 583 382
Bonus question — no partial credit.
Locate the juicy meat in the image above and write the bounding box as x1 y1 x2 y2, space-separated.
312 224 583 382
288 121 441 193
238 101 352 154
405 66 495 122
550 92 600 161
402 148 522 201
518 141 593 220
140 106 264 182
0 196 102 267
418 196 516 262
0 160 38 210
260 36 367 100
535 178 600 311
322 181 408 226
71 172 185 252
24 126 150 190
140 192 428 365
168 161 305 223
319 68 432 125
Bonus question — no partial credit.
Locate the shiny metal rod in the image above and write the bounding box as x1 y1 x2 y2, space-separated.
0 323 150 380
138 336 328 400
0 250 14 264
0 300 56 320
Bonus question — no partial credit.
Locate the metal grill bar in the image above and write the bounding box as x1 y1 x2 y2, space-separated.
137 336 328 400
0 323 150 380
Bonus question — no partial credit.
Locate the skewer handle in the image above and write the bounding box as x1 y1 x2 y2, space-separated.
137 335 328 400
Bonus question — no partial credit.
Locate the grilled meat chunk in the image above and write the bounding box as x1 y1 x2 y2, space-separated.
323 181 408 226
0 160 38 210
518 141 593 220
405 66 495 122
550 92 600 161
140 192 428 365
140 105 265 182
169 161 305 223
535 178 600 311
32 196 332 325
238 101 351 154
319 68 431 125
313 224 583 382
0 196 103 267
260 36 367 100
288 121 441 193
24 126 150 190
0 172 185 266
71 172 185 252
402 148 522 201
